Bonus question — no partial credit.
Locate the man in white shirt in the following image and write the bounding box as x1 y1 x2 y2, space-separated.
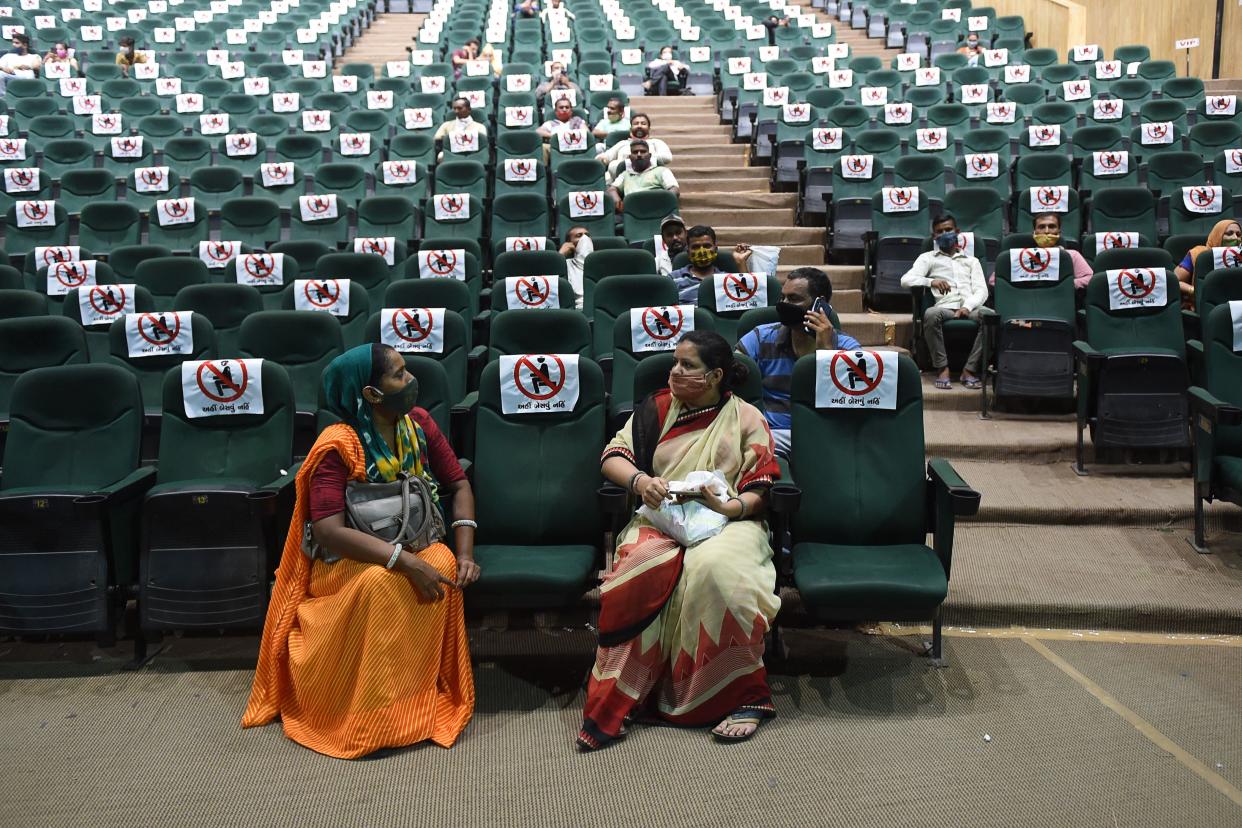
595 113 672 181
540 0 574 22
433 97 490 143
900 214 988 389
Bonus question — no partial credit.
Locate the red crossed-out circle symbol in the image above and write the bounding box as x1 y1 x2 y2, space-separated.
140 168 165 186
866 88 883 102
1189 187 1216 207
8 168 32 186
196 359 249 404
1230 149 1242 168
164 199 189 218
889 105 908 119
411 108 429 123
438 195 464 214
1116 269 1156 300
509 160 532 176
1069 82 1086 95
1037 187 1063 207
306 196 332 215
137 312 181 346
512 354 566 401
266 163 289 181
992 104 1013 118
375 92 391 105
51 261 89 288
230 134 252 151
185 95 200 107
514 276 552 307
1145 123 1168 139
280 95 295 107
834 71 849 84
1099 152 1123 170
970 154 994 173
563 130 584 147
22 201 48 221
887 187 914 207
641 306 685 341
846 155 869 173
815 129 840 145
574 191 598 211
388 162 411 179
309 112 326 125
1220 248 1242 267
41 247 70 267
789 104 806 118
88 284 126 317
303 279 341 307
1019 247 1052 274
722 272 760 303
117 138 138 152
206 242 235 262
920 129 944 146
1 140 22 156
1103 232 1134 249
425 249 458 275
345 134 365 149
390 307 434 343
1210 97 1232 112
243 253 276 279
512 237 535 251
1099 100 1119 115
1036 126 1057 141
361 238 389 257
206 115 224 128
80 96 98 111
829 350 884 396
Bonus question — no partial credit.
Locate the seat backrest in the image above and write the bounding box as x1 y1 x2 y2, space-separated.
105 311 216 408
133 257 212 307
1203 302 1242 455
237 310 345 410
0 316 89 414
156 359 294 485
2 364 143 489
992 247 1076 325
789 352 926 545
870 188 931 239
493 250 569 281
1195 265 1242 324
472 357 604 544
583 249 658 282
1083 268 1184 355
316 252 391 298
172 284 264 349
489 308 592 359
365 307 471 403
1088 187 1157 239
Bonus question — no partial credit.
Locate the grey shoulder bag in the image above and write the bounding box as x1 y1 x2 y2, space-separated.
304 472 446 563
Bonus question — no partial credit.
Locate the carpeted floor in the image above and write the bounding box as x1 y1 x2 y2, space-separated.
3 630 1241 827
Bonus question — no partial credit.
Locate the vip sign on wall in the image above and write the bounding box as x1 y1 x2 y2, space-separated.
498 353 580 415
503 276 559 310
1106 268 1169 310
418 249 466 280
713 272 767 312
814 349 899 410
78 283 136 327
236 252 284 287
125 311 194 357
630 305 695 352
381 307 446 353
294 278 350 315
181 358 265 418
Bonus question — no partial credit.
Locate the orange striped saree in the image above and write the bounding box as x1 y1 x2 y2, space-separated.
579 391 780 748
242 426 474 759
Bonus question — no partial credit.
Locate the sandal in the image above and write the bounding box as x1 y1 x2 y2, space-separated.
933 377 953 390
961 376 983 390
711 705 774 743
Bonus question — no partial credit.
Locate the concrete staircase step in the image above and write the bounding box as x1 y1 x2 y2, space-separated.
678 177 771 192
682 207 795 225
677 192 798 210
837 311 909 347
925 410 1077 463
714 225 824 246
774 245 827 266
671 165 768 178
831 288 864 313
662 133 737 147
819 264 865 290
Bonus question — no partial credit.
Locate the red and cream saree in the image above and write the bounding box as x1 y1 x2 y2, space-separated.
579 390 781 748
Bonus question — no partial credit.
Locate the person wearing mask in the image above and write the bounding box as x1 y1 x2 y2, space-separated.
433 96 490 142
580 331 782 750
559 224 593 309
450 38 480 80
900 215 988 390
670 225 754 303
958 33 984 66
114 36 145 77
534 60 580 102
1175 219 1241 309
0 33 42 93
607 140 679 212
242 344 477 758
42 41 77 74
592 96 630 139
596 113 673 178
736 268 861 456
988 213 1093 290
537 95 588 139
644 46 688 96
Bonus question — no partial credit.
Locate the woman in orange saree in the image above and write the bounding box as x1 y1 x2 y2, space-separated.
579 332 782 750
243 344 476 758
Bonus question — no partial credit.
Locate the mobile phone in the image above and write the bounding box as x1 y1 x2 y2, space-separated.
804 297 831 334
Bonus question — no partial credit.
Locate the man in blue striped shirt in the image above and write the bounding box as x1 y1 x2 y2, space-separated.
736 267 861 456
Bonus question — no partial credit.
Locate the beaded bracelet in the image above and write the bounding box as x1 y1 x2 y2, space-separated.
628 471 647 494
452 519 478 530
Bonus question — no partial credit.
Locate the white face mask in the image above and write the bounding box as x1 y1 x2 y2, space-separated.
573 233 594 261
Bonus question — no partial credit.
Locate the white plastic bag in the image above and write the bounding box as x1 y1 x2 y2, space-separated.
746 244 781 279
637 470 729 548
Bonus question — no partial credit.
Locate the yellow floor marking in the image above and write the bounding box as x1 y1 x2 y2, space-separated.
1024 636 1242 811
871 623 1242 648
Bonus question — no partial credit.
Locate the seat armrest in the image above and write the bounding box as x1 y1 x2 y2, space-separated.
1072 339 1104 369
767 482 801 515
927 457 978 575
598 483 629 515
92 465 157 504
928 457 980 517
1181 308 1201 343
1190 386 1242 428
257 461 302 500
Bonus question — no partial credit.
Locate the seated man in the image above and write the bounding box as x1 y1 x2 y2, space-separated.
736 267 861 455
537 96 589 139
670 224 754 303
987 212 1093 291
0 33 42 93
900 214 988 390
558 224 593 309
450 38 480 80
607 140 679 212
595 113 672 179
652 213 687 275
433 97 490 143
540 0 574 22
592 96 630 139
535 61 580 101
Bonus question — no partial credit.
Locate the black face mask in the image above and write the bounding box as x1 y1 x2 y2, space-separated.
373 377 419 415
775 300 808 329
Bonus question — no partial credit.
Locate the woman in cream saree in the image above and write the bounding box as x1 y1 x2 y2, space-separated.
579 332 781 749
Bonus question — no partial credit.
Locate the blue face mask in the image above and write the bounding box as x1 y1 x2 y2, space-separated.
935 231 958 252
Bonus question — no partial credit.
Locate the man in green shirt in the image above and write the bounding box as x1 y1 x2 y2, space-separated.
607 140 678 214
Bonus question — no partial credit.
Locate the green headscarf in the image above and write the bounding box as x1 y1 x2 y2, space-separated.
321 345 436 498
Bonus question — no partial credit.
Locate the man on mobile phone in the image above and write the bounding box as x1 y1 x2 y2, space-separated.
736 267 860 456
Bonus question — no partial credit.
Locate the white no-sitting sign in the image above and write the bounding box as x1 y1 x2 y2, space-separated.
181 358 265 418
815 349 899 410
499 353 580 415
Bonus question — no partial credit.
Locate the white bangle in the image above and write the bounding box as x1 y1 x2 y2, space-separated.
385 542 402 570
452 519 478 530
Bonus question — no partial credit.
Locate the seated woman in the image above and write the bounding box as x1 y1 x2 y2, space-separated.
243 344 478 758
644 46 688 96
579 331 782 750
1175 219 1241 310
42 41 78 75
